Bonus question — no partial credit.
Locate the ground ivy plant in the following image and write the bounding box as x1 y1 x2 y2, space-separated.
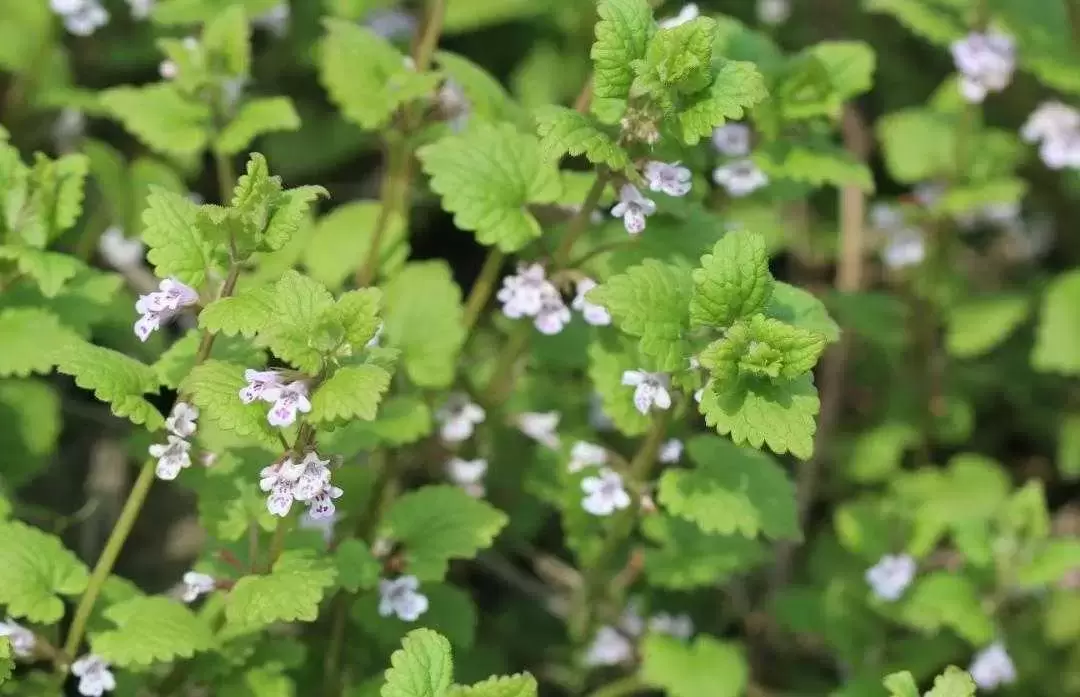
0 0 1079 695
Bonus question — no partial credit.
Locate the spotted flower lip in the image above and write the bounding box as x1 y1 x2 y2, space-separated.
621 370 672 415
259 451 340 519
611 184 657 235
266 381 312 428
712 159 769 197
581 467 632 516
516 411 561 449
712 123 752 157
133 278 199 342
644 161 692 198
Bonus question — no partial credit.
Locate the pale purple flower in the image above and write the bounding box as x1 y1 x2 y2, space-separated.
1022 101 1080 144
98 227 144 270
644 161 692 197
659 3 699 29
712 123 752 157
649 612 694 639
290 452 332 502
869 202 905 231
658 438 683 463
865 554 916 601
572 278 612 326
180 571 214 603
267 381 311 427
516 411 560 449
239 369 284 404
584 626 634 666
306 483 344 520
582 467 631 516
569 441 607 473
435 394 486 443
134 278 199 341
534 289 572 335
125 0 153 19
621 370 672 415
611 184 656 235
447 457 488 498
497 264 550 319
150 435 192 481
969 642 1017 690
165 402 198 438
71 654 116 697
259 457 305 517
378 575 429 622
951 31 1016 104
882 227 926 269
1038 131 1080 170
365 8 417 40
713 159 768 197
0 618 35 658
51 0 109 36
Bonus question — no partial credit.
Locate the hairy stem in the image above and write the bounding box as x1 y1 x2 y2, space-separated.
214 149 236 206
462 248 507 333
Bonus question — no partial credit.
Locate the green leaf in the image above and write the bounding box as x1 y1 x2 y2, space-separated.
883 671 920 697
198 284 277 338
846 422 919 483
588 260 693 372
807 40 876 104
202 4 250 78
699 374 820 460
756 141 874 192
18 153 90 246
320 395 434 455
353 583 477 651
436 51 528 126
141 187 213 287
640 634 747 697
642 515 766 589
946 294 1030 359
99 84 212 158
766 282 840 343
690 232 774 328
382 629 453 697
310 365 392 424
319 19 438 130
700 314 826 382
258 270 336 372
447 675 538 697
385 486 508 581
1059 413 1080 480
0 519 88 623
0 247 83 298
153 330 264 389
677 60 768 145
182 360 280 449
0 637 11 686
382 261 466 388
417 123 561 252
55 337 164 430
587 340 651 436
658 435 799 540
336 287 384 348
590 0 654 105
0 308 70 378
864 0 966 46
534 107 629 170
1033 270 1080 374
631 17 717 101
0 378 61 486
92 596 213 666
216 97 301 155
899 572 995 644
226 551 337 630
876 109 956 184
335 539 381 593
924 667 976 697
303 201 407 291
1016 540 1080 587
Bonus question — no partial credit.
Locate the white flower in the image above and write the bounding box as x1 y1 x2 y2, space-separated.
712 123 751 157
713 159 769 197
658 438 683 463
882 227 926 269
435 394 486 443
51 0 110 36
1038 131 1080 170
621 370 672 415
611 184 657 235
644 161 692 197
133 278 199 342
865 554 916 601
259 458 304 517
534 288 572 336
584 626 634 666
290 452 332 502
165 402 199 438
569 441 607 473
253 2 290 36
239 369 284 404
571 278 612 326
267 381 311 427
757 0 791 25
306 482 344 520
582 467 632 516
497 264 551 319
71 654 116 697
180 571 214 603
969 642 1017 690
649 612 694 639
516 411 561 449
1022 101 1080 144
447 457 488 498
950 31 1016 104
149 435 192 481
125 0 154 19
97 226 144 270
378 576 429 622
159 59 178 80
0 618 36 658
659 3 699 29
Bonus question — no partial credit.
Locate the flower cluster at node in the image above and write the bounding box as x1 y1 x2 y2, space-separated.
585 602 695 666
1022 101 1080 170
378 575 429 622
238 369 312 428
644 161 693 198
50 0 109 36
516 411 561 449
969 642 1017 690
581 467 631 516
611 184 657 235
496 263 571 335
622 370 672 414
435 393 486 443
569 440 608 473
71 654 115 697
134 278 199 342
260 452 342 519
865 554 916 601
446 457 488 498
180 571 215 603
713 159 769 197
150 402 199 481
950 30 1016 104
0 618 35 658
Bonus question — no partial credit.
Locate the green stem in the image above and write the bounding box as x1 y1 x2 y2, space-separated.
553 171 610 266
462 248 506 333
214 149 236 205
62 459 156 659
268 517 288 568
586 676 646 697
